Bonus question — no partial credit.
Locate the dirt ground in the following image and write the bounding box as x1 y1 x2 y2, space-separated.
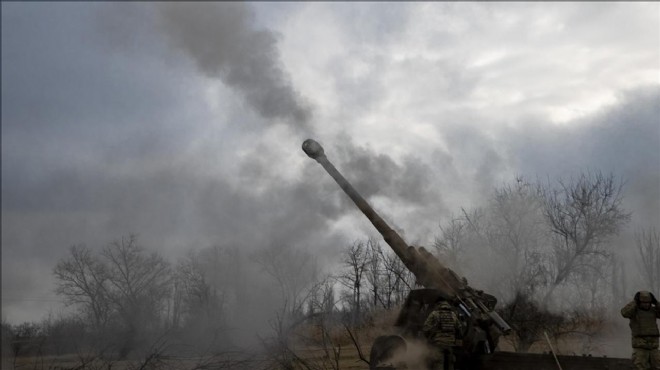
5 317 631 369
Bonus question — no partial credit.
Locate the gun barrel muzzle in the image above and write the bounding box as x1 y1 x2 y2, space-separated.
302 139 325 160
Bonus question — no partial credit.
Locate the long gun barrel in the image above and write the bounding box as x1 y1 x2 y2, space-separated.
302 139 464 295
302 139 511 335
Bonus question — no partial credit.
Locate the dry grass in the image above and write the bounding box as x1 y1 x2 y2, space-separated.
5 310 630 369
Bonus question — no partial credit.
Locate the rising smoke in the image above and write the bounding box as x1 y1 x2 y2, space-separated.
156 3 312 129
152 2 445 241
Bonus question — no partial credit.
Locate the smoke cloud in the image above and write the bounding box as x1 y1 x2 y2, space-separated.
156 3 312 128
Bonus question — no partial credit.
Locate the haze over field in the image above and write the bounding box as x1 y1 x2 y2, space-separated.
2 1 659 342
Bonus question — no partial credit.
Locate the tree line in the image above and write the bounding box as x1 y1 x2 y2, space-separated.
2 234 415 367
434 172 657 352
3 171 659 368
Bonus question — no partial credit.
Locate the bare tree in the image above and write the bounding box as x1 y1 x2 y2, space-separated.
53 245 111 330
539 172 630 304
364 239 379 311
488 179 549 299
1 320 13 369
176 250 219 318
102 235 172 359
338 240 370 321
364 238 386 310
435 174 630 352
307 279 336 316
442 207 493 286
436 179 549 302
378 246 414 308
53 235 172 359
361 238 416 310
168 271 184 330
254 244 320 318
635 228 660 294
41 313 87 356
173 249 228 349
434 217 469 274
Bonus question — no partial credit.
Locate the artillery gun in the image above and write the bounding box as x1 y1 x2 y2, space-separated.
302 139 634 370
302 139 511 369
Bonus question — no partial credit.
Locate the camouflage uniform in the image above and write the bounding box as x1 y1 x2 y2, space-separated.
423 301 461 370
621 291 660 370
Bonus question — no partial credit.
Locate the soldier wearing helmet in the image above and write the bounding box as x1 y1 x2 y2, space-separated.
423 300 462 370
621 291 660 370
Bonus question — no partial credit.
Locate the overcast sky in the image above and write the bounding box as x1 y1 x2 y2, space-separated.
2 2 659 325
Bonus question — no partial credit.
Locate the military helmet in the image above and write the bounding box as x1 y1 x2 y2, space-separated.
636 291 653 303
436 301 452 310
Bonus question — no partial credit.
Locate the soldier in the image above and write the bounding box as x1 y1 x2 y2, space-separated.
621 291 660 370
423 301 462 370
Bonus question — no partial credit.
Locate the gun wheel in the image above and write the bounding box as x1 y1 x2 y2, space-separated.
369 335 408 370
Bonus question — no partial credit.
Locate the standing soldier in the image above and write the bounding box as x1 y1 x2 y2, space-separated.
621 291 660 370
423 301 462 370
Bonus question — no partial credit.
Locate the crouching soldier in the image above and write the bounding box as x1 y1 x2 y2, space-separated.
621 291 660 370
423 301 462 370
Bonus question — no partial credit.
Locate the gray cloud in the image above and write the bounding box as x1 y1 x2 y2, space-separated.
332 3 412 45
155 3 312 129
508 86 660 228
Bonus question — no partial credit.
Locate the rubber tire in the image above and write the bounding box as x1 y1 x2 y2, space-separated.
369 335 407 370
